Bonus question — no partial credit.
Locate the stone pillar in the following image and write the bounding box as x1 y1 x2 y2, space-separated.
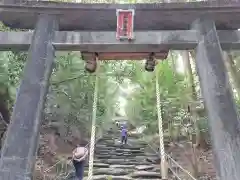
192 18 240 180
0 14 58 180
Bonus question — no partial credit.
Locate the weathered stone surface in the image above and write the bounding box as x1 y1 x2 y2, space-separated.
78 128 161 180
83 175 107 180
0 14 58 180
95 149 111 154
135 165 155 171
84 175 133 180
110 165 135 169
193 18 240 180
110 155 130 159
115 149 131 153
95 144 107 148
93 163 110 168
1 31 240 52
109 176 133 180
145 153 160 157
114 152 124 156
131 171 161 178
146 157 161 164
2 1 240 31
95 155 112 159
130 149 143 153
94 168 129 176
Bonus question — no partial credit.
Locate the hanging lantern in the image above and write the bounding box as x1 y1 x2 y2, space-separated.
145 52 155 72
85 53 98 73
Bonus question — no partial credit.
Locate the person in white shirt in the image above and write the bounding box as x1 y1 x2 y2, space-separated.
72 145 88 180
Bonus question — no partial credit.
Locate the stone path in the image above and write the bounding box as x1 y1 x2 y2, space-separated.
81 129 163 180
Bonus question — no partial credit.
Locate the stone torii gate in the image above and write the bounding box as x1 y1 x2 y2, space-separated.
0 1 240 180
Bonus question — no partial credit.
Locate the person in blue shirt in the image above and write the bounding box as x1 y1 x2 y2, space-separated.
121 125 128 144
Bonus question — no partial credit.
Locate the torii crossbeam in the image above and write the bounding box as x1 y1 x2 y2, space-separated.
0 1 240 180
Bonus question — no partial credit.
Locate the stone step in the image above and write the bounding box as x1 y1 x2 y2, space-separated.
85 168 132 176
98 142 116 146
95 153 145 158
115 149 143 153
95 155 135 159
98 159 149 165
132 179 161 180
75 129 173 180
95 153 139 157
95 145 115 149
146 157 161 164
110 145 144 150
83 175 133 180
130 171 161 179
91 163 110 168
145 153 160 157
95 149 114 154
96 152 132 156
94 155 112 159
99 160 151 165
110 164 135 169
95 144 109 148
85 159 152 168
100 159 137 164
135 165 155 171
99 137 114 140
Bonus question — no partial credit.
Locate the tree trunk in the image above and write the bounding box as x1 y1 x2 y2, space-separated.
168 118 174 144
182 51 197 100
182 51 200 177
182 51 201 145
170 51 177 77
190 135 199 178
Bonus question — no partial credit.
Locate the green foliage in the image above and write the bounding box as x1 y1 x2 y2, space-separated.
124 55 189 135
1 49 120 138
45 52 120 138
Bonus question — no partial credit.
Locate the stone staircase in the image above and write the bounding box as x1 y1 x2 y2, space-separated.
60 126 205 180
81 129 163 180
41 127 202 180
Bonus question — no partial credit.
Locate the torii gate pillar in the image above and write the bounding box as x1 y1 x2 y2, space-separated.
0 14 58 179
192 18 240 180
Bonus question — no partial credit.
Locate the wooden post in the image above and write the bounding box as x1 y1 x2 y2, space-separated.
0 14 58 180
192 18 240 180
